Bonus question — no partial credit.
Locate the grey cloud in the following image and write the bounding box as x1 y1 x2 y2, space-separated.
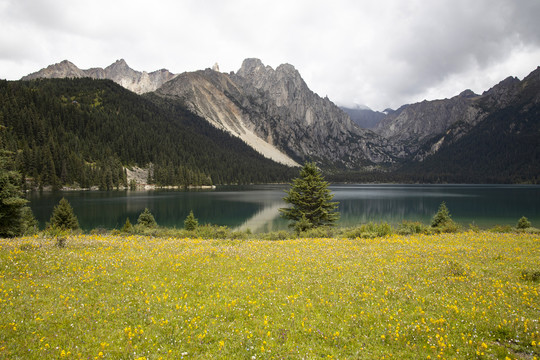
0 0 538 110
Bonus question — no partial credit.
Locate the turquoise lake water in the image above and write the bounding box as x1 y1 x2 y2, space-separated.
27 184 540 232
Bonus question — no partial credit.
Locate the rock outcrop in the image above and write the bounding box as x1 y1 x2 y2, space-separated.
375 67 540 161
156 58 396 168
22 59 177 94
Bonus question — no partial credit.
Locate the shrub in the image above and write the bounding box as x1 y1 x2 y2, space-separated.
521 269 540 282
193 224 230 239
431 220 460 234
516 216 531 229
345 222 393 239
262 230 292 241
299 226 337 238
137 208 157 228
489 225 513 233
397 221 428 235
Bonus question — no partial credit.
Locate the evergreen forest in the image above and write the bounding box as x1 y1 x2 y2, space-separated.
0 78 297 189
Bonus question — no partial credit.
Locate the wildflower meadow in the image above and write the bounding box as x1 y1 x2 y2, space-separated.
1 231 539 359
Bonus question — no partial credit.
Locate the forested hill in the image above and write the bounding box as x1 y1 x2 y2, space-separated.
0 78 297 189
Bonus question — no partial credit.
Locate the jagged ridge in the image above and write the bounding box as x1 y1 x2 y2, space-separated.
22 59 177 94
156 58 396 169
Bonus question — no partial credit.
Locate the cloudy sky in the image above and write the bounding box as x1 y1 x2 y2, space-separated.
1 0 539 110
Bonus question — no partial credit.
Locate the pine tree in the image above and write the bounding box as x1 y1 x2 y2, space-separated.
431 201 459 232
516 216 531 229
49 197 80 231
431 202 452 228
137 208 157 228
184 210 198 231
0 149 33 237
121 217 133 232
280 162 339 230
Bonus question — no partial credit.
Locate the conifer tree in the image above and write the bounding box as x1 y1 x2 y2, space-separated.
516 216 531 229
0 149 34 237
137 208 157 228
431 202 452 228
49 197 80 231
280 162 339 230
184 210 198 231
121 217 133 232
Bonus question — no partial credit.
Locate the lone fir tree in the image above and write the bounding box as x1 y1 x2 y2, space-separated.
280 162 339 231
137 208 157 228
49 197 79 231
184 210 198 231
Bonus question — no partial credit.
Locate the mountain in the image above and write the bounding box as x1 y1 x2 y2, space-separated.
19 59 540 183
0 78 296 189
373 89 486 157
372 70 537 161
340 106 386 129
156 58 396 169
395 67 540 182
21 59 177 94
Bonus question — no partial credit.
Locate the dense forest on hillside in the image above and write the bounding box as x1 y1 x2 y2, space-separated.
0 78 296 189
395 83 540 184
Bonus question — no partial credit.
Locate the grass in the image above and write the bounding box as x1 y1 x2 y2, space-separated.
1 231 539 359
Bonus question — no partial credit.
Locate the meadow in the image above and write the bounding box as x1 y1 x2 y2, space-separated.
1 231 539 359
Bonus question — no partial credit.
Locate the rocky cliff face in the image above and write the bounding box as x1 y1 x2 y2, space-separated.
374 91 485 155
22 59 177 94
373 69 537 160
156 58 396 168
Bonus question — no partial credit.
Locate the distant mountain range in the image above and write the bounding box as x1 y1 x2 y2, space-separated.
13 58 540 183
340 106 386 129
22 59 176 94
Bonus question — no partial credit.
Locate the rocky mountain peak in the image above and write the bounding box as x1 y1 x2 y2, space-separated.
22 59 176 94
156 58 395 168
22 60 85 80
458 89 478 98
483 76 520 94
106 58 129 70
105 59 138 78
237 58 267 78
481 76 521 108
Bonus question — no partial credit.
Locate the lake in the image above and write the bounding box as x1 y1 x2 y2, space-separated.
27 184 540 232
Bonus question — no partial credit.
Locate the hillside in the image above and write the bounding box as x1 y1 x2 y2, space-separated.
395 67 540 183
156 59 396 169
0 78 296 189
15 59 540 183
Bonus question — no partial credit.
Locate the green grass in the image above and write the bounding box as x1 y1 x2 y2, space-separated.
1 232 539 359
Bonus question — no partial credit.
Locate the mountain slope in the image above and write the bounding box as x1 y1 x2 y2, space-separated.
21 59 177 94
156 58 396 169
373 72 528 160
0 78 296 188
154 68 299 167
396 67 540 183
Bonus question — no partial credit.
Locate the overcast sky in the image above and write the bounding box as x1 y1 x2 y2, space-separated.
1 0 539 110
